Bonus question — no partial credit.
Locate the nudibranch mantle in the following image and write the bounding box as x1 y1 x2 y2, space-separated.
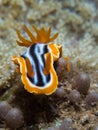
12 25 62 95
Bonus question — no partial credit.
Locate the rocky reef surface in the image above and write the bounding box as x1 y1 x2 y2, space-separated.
0 0 98 130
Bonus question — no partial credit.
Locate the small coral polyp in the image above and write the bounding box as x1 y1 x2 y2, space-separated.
12 25 62 95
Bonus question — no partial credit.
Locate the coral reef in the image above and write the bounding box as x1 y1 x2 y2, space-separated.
0 0 98 130
0 0 98 87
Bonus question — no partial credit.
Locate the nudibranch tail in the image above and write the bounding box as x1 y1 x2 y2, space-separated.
16 25 59 47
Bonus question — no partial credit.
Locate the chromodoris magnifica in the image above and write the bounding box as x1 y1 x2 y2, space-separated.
12 25 62 95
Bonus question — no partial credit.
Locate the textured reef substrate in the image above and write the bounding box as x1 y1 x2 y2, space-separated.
0 0 98 130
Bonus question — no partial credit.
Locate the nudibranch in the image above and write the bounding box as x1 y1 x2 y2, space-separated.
12 25 62 95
